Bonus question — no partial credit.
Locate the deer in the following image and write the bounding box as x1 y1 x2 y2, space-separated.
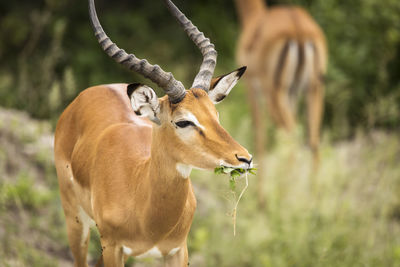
234 0 327 203
54 0 252 266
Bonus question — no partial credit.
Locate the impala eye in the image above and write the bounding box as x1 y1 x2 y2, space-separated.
175 120 195 128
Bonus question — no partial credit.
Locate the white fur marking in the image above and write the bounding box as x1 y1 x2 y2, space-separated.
123 245 180 258
168 247 181 256
208 70 241 104
176 163 192 178
123 246 133 255
130 85 160 124
301 41 315 88
185 112 205 130
210 76 237 98
70 176 74 182
136 247 163 259
78 206 95 246
281 40 299 90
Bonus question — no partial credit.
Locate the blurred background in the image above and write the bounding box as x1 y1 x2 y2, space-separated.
0 0 400 266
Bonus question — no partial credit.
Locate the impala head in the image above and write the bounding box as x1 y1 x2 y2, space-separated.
128 67 252 170
89 0 252 170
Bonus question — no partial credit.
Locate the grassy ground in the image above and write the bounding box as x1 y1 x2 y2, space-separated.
0 108 71 266
0 107 399 266
189 128 400 267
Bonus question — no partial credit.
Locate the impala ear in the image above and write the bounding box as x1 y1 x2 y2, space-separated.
208 66 247 104
127 83 161 125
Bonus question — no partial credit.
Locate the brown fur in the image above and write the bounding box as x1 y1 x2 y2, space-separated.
54 84 250 267
235 0 327 205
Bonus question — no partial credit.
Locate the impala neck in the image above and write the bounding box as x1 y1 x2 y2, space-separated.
235 0 266 27
144 125 191 237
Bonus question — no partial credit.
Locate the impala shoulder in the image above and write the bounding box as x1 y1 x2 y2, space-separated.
96 122 152 158
290 6 312 17
84 83 128 91
77 83 130 106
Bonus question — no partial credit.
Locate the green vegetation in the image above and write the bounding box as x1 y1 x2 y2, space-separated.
189 129 400 267
214 165 256 236
3 107 399 266
214 166 257 177
0 108 69 266
1 0 399 138
214 166 256 190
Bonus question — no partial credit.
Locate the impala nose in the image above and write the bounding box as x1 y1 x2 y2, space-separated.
235 154 253 166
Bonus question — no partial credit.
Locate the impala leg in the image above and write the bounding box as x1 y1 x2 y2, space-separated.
307 76 324 173
246 78 265 157
95 245 127 267
64 215 91 267
275 84 296 132
245 77 266 208
95 255 103 267
247 78 266 161
56 161 91 267
265 85 285 129
164 245 188 267
267 39 298 132
101 243 124 267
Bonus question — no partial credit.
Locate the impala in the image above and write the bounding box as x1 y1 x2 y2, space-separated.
235 0 327 202
54 0 252 266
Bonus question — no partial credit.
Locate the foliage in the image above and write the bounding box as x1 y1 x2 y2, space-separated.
214 166 256 178
0 0 399 137
297 0 400 137
2 108 400 266
0 108 70 266
189 130 400 267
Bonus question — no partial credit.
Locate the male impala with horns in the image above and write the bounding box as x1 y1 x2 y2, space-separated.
54 0 252 266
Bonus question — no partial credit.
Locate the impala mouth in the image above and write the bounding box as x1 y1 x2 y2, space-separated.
219 161 253 170
220 164 251 170
214 164 256 178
